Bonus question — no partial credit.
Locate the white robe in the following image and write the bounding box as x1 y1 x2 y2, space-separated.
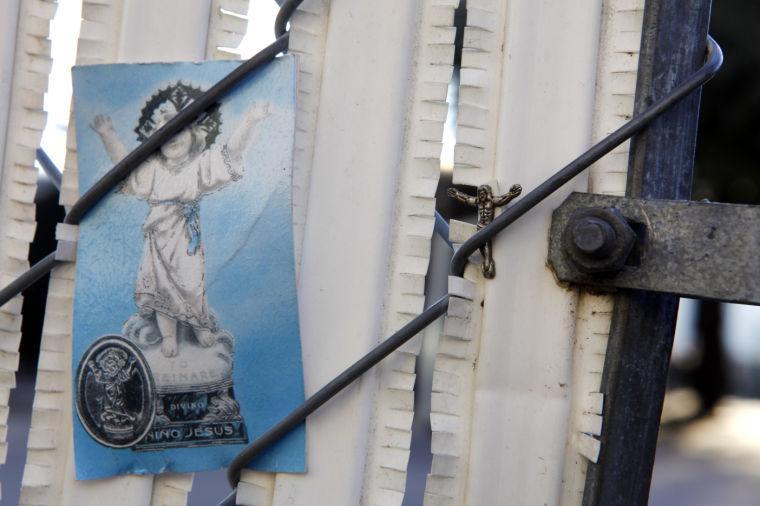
119 145 242 330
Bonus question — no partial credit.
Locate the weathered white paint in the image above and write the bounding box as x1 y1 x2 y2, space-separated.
287 0 330 280
8 0 647 503
0 0 22 172
0 1 56 497
426 1 609 505
265 1 437 504
452 0 509 188
240 6 458 503
466 1 603 502
424 266 483 506
361 1 456 505
20 2 249 504
236 1 332 502
119 1 211 62
560 1 644 503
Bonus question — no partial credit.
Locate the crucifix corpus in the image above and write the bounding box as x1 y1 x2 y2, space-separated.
447 183 522 278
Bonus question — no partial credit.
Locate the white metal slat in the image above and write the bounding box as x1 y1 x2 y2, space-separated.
249 1 448 505
462 1 601 501
236 1 331 503
426 1 623 505
5 0 640 502
360 2 457 505
0 0 23 175
426 1 646 505
559 1 644 503
0 2 55 501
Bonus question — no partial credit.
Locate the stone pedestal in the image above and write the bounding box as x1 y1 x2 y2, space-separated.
124 315 248 450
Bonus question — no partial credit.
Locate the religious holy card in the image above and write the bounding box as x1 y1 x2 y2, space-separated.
70 56 305 479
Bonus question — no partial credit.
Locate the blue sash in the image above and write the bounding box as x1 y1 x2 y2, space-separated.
181 202 201 255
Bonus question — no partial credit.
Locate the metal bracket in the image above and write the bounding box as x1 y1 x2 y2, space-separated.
548 192 760 305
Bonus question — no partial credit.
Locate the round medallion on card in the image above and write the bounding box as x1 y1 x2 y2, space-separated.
75 335 156 448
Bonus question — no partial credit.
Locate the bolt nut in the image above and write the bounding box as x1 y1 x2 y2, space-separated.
563 207 636 274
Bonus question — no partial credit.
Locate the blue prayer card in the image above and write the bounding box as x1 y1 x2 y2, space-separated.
70 56 305 479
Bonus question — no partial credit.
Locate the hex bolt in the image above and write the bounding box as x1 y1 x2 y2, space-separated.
562 207 637 275
569 216 617 258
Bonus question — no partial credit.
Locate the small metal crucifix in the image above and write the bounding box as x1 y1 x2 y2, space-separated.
447 183 522 278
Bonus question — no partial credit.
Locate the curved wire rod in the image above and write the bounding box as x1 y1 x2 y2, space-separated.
63 34 289 226
36 148 62 190
0 3 721 500
450 35 723 277
225 294 450 490
220 35 723 501
275 0 301 38
0 253 56 304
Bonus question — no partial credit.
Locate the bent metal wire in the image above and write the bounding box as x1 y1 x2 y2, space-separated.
0 15 294 307
0 0 722 502
220 36 722 506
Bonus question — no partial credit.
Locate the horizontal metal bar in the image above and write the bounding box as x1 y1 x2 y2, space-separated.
548 192 760 305
449 35 723 278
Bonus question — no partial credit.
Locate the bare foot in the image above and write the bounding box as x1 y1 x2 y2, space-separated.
195 328 216 347
483 260 496 279
156 313 179 357
161 334 178 357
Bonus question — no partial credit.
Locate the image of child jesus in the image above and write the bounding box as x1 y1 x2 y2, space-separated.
91 82 270 358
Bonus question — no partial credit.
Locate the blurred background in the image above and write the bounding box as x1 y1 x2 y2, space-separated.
1 0 759 504
649 1 760 504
